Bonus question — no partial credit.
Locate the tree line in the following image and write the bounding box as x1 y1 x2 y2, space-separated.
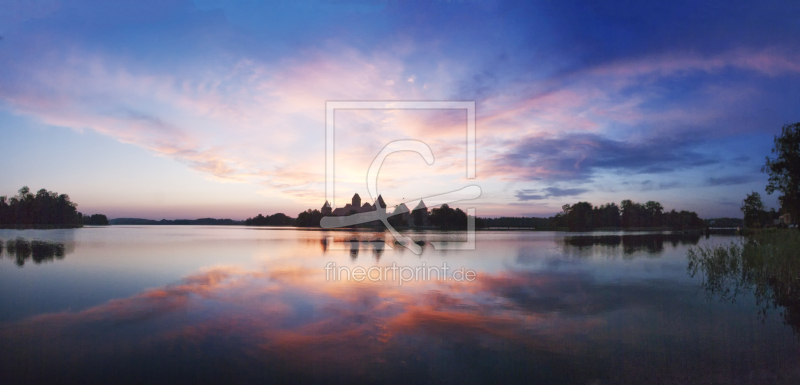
549 200 704 231
244 213 294 226
393 201 704 231
273 204 475 230
0 187 106 228
111 218 243 225
246 200 704 231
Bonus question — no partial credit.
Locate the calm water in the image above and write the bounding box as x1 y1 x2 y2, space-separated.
0 227 798 384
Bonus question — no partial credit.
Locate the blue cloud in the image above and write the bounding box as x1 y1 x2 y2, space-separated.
515 187 589 201
706 175 757 186
496 132 718 182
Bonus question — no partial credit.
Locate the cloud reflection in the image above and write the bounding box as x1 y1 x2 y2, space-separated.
2 253 799 384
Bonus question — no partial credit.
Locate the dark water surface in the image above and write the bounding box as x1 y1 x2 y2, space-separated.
0 227 798 384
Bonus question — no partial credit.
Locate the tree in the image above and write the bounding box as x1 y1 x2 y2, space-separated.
296 209 323 227
0 187 86 228
429 204 468 229
83 214 109 226
741 192 765 228
645 201 664 227
764 122 800 227
561 202 593 231
593 203 620 228
620 199 639 228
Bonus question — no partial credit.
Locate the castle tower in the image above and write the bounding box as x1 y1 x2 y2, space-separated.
376 195 387 211
394 203 410 223
352 193 361 208
321 201 332 216
412 200 429 227
360 202 373 213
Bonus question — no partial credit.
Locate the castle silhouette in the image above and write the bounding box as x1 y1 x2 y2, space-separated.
321 193 429 227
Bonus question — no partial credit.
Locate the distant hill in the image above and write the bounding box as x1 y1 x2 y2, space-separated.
109 218 245 226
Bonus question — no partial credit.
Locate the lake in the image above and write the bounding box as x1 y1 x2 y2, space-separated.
0 227 798 384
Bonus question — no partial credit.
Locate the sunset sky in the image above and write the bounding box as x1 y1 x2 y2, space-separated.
1 0 798 219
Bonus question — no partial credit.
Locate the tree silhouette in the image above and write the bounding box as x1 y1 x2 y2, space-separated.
245 213 294 226
0 187 88 228
551 200 703 231
764 122 800 227
741 192 766 228
83 214 109 226
296 209 323 227
429 204 468 230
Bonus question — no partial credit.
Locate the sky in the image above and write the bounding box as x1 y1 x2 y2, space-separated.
0 0 798 220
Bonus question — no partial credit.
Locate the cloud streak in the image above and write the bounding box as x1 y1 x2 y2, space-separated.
492 132 717 182
515 187 590 201
706 175 758 186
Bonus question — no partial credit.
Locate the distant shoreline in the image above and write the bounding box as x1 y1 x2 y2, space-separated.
0 224 83 230
0 222 739 235
86 224 732 234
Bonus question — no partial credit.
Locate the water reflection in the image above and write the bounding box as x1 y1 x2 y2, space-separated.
320 236 399 260
1 238 71 266
3 261 799 383
1 229 799 384
564 232 702 256
0 266 694 384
